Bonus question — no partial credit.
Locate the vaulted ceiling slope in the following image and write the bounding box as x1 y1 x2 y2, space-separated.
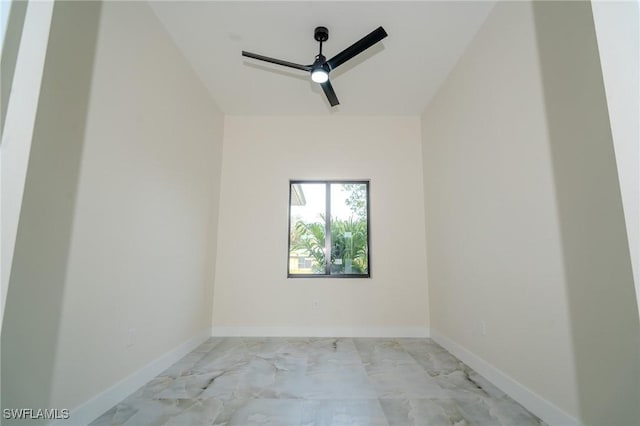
149 1 495 115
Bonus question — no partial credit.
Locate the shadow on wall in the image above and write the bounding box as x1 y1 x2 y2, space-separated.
1 2 102 423
1 0 28 134
532 2 640 425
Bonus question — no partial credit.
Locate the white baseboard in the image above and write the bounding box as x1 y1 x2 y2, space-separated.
211 325 430 338
50 328 212 426
431 330 580 426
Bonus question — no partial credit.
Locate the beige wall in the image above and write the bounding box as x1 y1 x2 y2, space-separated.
1 0 28 133
591 0 640 306
422 1 578 418
213 116 429 335
1 1 224 419
422 1 639 424
532 2 639 424
1 0 53 331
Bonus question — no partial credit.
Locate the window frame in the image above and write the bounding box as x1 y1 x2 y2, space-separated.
287 179 371 279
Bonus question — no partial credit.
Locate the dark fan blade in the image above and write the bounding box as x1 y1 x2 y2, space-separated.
321 80 340 107
327 26 387 70
242 51 311 72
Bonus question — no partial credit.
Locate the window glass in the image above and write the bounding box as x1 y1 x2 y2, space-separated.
289 183 326 275
330 183 368 275
288 181 369 278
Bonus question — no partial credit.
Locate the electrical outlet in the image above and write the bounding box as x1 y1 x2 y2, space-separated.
312 300 320 310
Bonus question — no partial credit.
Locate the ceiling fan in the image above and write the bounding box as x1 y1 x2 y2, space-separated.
242 26 388 107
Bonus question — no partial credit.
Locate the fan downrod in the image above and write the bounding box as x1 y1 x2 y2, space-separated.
314 26 329 42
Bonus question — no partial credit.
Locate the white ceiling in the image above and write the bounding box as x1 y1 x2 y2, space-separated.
149 1 495 115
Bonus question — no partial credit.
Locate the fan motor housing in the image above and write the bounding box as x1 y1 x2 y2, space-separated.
314 26 329 42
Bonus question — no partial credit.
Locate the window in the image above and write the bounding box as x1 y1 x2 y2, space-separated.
288 180 370 278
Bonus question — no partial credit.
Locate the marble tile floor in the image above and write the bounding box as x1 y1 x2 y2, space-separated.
90 337 546 426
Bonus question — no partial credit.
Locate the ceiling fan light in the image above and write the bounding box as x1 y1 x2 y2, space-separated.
311 68 329 83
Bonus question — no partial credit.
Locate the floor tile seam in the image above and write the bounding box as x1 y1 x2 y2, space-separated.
163 347 217 371
156 369 236 381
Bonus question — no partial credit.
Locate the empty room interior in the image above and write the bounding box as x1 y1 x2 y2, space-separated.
1 1 639 425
